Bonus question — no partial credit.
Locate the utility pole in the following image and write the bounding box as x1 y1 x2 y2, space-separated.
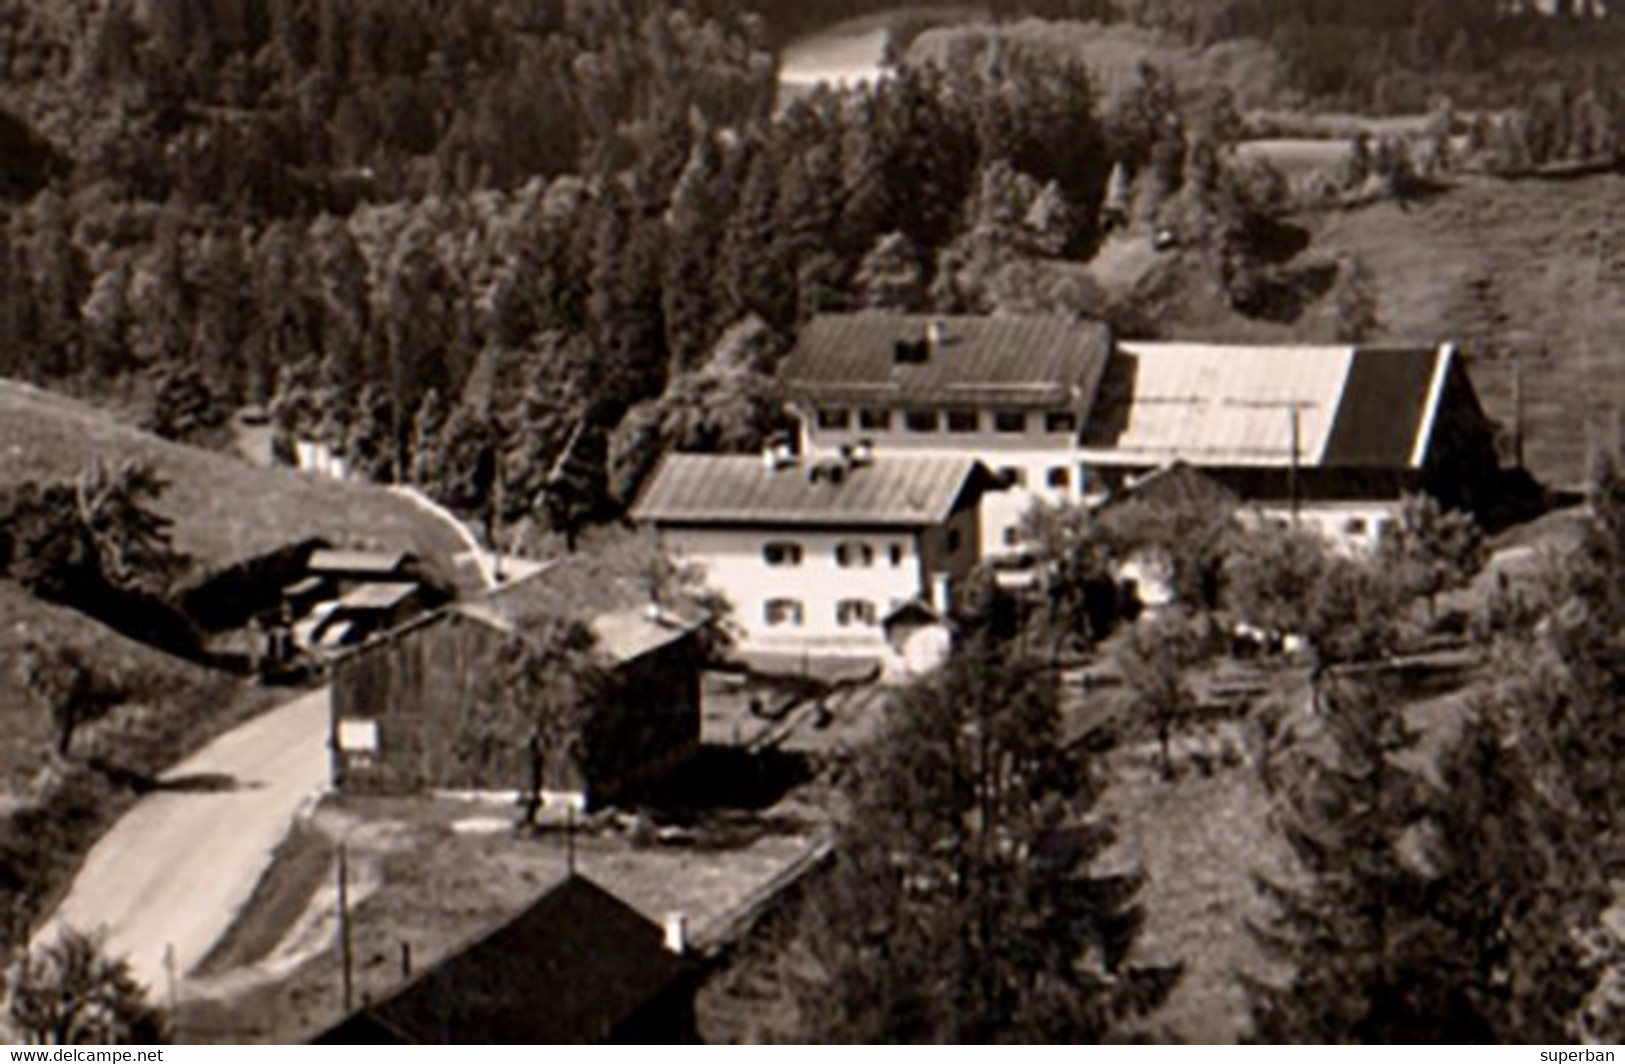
337 842 354 1013
566 802 577 876
164 943 180 1043
1288 402 1302 527
1511 354 1525 470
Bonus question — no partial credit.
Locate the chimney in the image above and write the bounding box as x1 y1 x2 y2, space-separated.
931 573 952 614
927 319 947 353
762 439 796 474
662 912 687 955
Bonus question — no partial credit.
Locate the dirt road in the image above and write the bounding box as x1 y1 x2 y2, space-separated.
35 688 331 997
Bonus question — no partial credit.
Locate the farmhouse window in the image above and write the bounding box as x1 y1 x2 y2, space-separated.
946 410 979 433
763 542 804 567
946 528 962 555
817 408 851 431
859 408 892 431
905 409 939 433
999 466 1027 488
836 599 878 627
1047 466 1071 490
1045 411 1078 434
889 544 906 567
764 599 805 627
836 542 875 568
995 411 1027 433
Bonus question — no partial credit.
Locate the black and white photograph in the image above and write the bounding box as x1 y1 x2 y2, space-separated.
0 0 1621 1047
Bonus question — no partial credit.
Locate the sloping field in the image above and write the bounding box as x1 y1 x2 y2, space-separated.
0 379 466 575
1127 174 1625 493
1310 174 1625 491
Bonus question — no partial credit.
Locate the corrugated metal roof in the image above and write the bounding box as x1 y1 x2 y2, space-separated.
457 556 650 634
630 453 992 528
309 549 411 574
590 608 693 663
1080 342 1446 470
449 562 693 664
338 582 420 610
780 312 1112 408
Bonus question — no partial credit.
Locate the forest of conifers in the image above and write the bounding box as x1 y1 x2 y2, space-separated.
0 0 1619 536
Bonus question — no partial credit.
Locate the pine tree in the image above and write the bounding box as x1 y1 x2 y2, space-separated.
408 386 449 494
1248 679 1473 1042
854 231 928 311
662 133 732 376
345 381 396 483
437 398 497 515
144 362 225 444
795 639 1175 1042
1425 705 1605 1043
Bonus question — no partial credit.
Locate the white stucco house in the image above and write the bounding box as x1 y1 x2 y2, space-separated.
630 451 1001 657
779 313 1114 555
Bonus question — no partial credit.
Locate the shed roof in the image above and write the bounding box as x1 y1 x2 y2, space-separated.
337 582 420 611
313 875 686 1044
308 549 412 575
1080 342 1451 470
630 454 995 528
1104 461 1240 512
449 556 695 665
590 607 693 663
780 312 1112 408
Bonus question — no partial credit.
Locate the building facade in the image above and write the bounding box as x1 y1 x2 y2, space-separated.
779 313 1112 553
631 452 998 656
1078 340 1501 552
330 560 702 810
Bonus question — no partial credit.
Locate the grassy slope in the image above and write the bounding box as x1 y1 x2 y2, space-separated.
0 582 212 787
1138 174 1625 493
915 20 1623 492
0 378 467 576
1312 174 1625 492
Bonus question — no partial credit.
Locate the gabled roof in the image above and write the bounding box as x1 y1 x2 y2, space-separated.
337 582 420 611
630 454 996 529
449 556 692 664
313 875 686 1045
1105 461 1240 512
308 549 412 576
780 312 1113 409
1080 342 1454 470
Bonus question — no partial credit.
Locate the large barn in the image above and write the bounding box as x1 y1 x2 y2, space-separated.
1077 340 1502 550
329 556 702 811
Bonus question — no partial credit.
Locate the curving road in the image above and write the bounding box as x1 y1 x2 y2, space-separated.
34 688 331 997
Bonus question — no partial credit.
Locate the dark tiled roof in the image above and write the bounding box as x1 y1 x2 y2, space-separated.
1107 461 1240 511
1321 347 1443 468
781 312 1112 408
630 454 994 528
313 876 686 1045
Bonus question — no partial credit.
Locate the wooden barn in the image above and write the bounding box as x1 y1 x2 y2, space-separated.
1078 341 1504 550
312 875 696 1045
329 556 702 810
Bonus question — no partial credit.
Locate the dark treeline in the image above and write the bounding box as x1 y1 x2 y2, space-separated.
1121 0 1625 112
753 0 1625 113
0 0 1142 540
